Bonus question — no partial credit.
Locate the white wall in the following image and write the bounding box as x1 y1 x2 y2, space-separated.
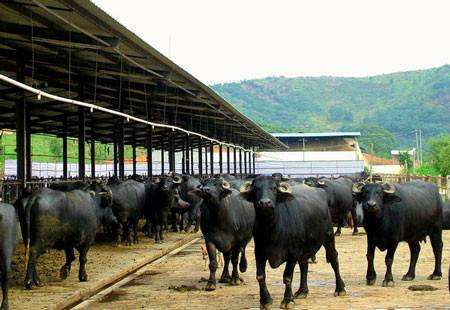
370 165 402 174
259 151 358 161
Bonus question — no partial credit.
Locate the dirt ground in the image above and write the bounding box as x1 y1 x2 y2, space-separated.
7 230 200 310
81 229 450 310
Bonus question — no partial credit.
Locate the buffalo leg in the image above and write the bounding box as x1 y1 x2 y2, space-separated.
428 230 443 280
382 245 397 287
219 252 231 283
78 245 89 282
402 242 420 281
366 234 377 285
255 249 272 309
205 240 218 291
280 260 296 309
60 247 75 280
335 222 342 236
1 252 11 310
230 248 242 285
324 230 346 296
25 246 42 289
294 261 309 299
170 209 178 232
350 206 359 235
239 246 248 273
132 220 139 244
116 222 123 245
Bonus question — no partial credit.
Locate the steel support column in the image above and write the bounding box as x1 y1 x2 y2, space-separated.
253 149 256 173
210 142 214 175
15 57 25 190
219 144 223 174
185 135 190 175
132 141 137 176
226 146 230 175
239 149 243 177
113 137 118 176
244 150 247 175
204 144 208 176
62 117 68 179
190 141 194 175
161 136 165 175
233 147 237 175
169 131 175 173
147 132 153 178
25 109 31 181
146 100 153 177
117 121 124 179
198 140 203 176
90 124 95 179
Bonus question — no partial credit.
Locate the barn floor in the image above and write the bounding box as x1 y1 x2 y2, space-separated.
7 229 450 309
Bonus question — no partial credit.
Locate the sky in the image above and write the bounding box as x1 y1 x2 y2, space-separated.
92 0 450 84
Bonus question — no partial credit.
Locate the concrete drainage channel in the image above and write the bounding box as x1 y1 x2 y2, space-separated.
57 235 201 310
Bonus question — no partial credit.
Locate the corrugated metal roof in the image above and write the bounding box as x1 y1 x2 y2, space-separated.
272 132 361 138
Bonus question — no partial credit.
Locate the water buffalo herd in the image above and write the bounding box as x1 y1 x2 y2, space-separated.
0 173 448 309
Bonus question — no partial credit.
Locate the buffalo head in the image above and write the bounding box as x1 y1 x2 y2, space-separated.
240 176 294 209
352 182 400 216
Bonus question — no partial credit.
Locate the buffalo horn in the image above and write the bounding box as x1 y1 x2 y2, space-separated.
352 182 365 193
278 182 292 193
239 181 252 193
222 180 231 189
382 182 396 194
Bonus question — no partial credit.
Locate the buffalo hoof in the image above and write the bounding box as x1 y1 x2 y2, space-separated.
308 258 317 264
205 281 216 291
352 231 359 236
366 278 376 286
334 231 341 237
280 299 295 309
219 276 231 283
25 281 33 290
260 301 273 310
382 279 394 287
334 288 347 297
60 266 71 280
294 288 308 299
230 277 243 286
427 274 442 280
79 273 88 282
402 274 415 281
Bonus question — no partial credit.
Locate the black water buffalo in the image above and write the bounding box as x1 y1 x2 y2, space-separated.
305 177 358 235
240 176 345 309
15 184 112 289
194 177 255 291
49 181 87 191
442 202 450 230
0 203 18 310
108 179 146 245
145 175 182 243
352 181 443 287
172 175 202 233
169 187 191 232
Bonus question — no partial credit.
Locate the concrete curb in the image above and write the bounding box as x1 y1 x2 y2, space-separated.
54 233 201 310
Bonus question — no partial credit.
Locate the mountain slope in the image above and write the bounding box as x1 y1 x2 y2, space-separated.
212 65 450 152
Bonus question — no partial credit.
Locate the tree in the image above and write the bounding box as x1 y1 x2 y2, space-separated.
428 134 450 176
398 151 413 175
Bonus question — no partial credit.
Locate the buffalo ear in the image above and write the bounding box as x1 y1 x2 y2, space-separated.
317 180 327 188
277 191 295 202
352 182 365 201
220 188 232 198
239 181 253 202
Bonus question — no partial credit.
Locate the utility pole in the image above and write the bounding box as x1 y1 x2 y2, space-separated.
415 129 419 169
419 129 423 164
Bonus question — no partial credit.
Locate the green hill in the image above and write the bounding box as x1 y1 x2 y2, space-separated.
212 65 450 156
